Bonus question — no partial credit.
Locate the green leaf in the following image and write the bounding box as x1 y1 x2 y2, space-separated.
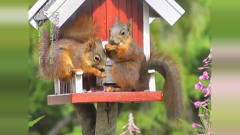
28 115 45 128
198 107 207 133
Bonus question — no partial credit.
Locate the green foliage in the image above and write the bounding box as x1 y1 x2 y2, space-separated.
28 0 210 134
28 115 45 128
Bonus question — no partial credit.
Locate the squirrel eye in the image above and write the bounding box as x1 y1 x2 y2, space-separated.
94 55 100 62
120 31 125 35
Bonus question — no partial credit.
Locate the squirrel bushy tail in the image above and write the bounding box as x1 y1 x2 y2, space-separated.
148 51 183 119
38 26 56 80
38 14 98 80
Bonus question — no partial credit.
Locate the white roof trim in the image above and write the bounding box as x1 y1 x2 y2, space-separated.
149 17 155 24
30 19 39 29
145 0 185 25
29 0 185 29
28 0 47 20
48 0 86 27
44 0 67 18
166 0 185 15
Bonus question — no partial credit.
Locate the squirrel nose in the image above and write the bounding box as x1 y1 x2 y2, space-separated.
99 68 105 72
109 40 115 45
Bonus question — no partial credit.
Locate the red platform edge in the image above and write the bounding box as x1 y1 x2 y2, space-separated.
71 91 163 103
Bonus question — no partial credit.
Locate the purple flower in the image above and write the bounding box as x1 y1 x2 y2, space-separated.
195 81 203 90
198 114 204 117
199 71 209 80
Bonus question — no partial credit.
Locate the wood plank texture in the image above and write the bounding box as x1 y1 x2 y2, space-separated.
71 91 163 103
48 94 71 105
92 0 107 40
137 0 143 47
106 0 119 38
132 0 139 46
118 0 128 23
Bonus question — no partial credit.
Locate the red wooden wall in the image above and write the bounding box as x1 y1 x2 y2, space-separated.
79 0 143 48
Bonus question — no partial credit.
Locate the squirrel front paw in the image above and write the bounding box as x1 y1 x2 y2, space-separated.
95 70 106 78
104 87 114 92
99 72 107 78
105 44 118 51
72 68 83 73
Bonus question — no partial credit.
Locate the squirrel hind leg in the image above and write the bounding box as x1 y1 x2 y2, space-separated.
55 50 74 81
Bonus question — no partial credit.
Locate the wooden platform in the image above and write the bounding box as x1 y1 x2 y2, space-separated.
48 91 163 105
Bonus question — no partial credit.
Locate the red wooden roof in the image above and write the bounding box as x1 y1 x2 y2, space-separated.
48 91 163 105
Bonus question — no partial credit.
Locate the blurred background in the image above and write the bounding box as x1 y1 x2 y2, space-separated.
0 0 239 135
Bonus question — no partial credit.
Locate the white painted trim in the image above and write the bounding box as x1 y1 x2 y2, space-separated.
44 0 66 18
143 1 151 61
30 19 38 29
166 0 185 15
54 79 61 94
148 70 156 91
74 71 84 93
28 0 47 20
143 1 156 91
149 17 155 24
102 41 108 48
48 0 86 28
145 0 184 25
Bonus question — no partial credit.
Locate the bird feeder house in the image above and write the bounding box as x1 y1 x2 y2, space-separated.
29 0 185 105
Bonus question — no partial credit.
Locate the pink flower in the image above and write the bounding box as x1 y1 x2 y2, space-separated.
198 114 204 117
121 113 141 135
192 123 197 128
194 101 201 108
202 88 210 97
194 101 208 108
195 81 203 90
199 71 209 80
202 88 208 94
192 123 203 128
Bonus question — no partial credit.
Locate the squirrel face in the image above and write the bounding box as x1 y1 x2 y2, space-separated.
109 16 132 46
85 38 106 72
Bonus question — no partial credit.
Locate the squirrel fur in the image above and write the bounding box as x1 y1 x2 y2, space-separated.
105 17 183 119
38 14 106 81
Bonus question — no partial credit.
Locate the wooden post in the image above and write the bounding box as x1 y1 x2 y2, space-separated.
143 1 150 61
148 69 156 91
74 104 96 135
96 103 118 135
71 71 84 93
143 1 156 91
54 79 60 94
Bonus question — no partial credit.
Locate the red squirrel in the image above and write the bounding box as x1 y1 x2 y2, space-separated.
105 17 183 119
38 14 107 81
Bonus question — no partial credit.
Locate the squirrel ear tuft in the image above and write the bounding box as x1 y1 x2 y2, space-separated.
86 40 96 52
127 19 132 34
114 16 120 25
95 38 102 44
